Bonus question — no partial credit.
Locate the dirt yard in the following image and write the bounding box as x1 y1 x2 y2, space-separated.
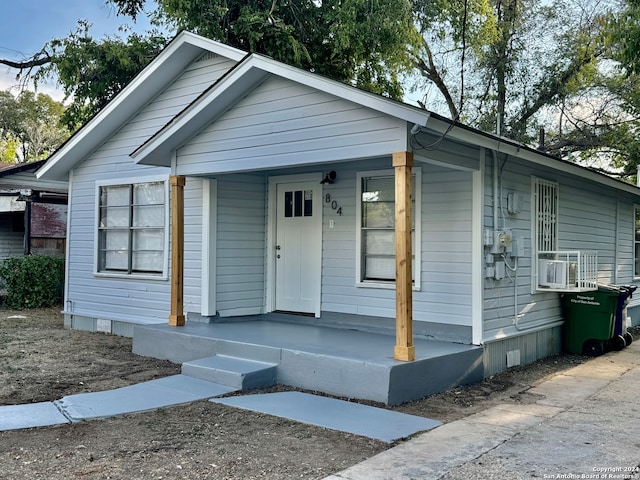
0 307 620 479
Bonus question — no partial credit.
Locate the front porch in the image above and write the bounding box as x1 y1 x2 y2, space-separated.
133 314 483 406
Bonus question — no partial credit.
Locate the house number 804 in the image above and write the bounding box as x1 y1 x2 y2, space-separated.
324 194 343 216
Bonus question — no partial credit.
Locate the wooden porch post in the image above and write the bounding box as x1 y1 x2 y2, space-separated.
169 175 186 326
393 151 415 361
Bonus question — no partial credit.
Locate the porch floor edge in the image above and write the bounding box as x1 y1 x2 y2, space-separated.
132 319 483 405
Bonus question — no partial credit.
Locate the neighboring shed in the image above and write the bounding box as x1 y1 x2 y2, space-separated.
0 161 68 258
36 32 640 404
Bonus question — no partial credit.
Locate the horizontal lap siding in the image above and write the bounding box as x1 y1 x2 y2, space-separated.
419 167 473 326
320 158 474 327
184 178 203 313
320 164 362 314
67 55 237 324
216 173 266 316
483 157 561 339
175 76 406 175
615 195 635 283
482 156 635 341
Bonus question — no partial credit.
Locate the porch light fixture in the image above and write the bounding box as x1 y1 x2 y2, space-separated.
320 171 336 184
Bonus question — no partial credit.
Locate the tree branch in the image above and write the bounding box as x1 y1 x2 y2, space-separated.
413 39 459 119
0 54 51 71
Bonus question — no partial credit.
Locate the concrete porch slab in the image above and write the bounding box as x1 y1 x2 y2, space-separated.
134 319 484 405
211 391 442 443
55 375 237 421
0 402 70 431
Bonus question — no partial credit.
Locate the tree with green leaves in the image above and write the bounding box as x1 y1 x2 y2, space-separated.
411 0 640 180
34 23 167 130
606 0 640 75
1 0 419 130
114 0 420 97
0 90 69 163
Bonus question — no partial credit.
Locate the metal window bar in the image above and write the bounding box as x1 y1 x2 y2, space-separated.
538 250 598 292
536 179 558 253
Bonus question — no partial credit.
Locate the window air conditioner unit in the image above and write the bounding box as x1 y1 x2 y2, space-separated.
538 259 576 289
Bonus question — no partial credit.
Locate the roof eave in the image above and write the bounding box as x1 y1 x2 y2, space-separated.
131 54 431 166
424 114 640 196
36 32 247 181
132 58 268 166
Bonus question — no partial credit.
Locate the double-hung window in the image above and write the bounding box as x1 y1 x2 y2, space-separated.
97 179 167 276
356 169 421 287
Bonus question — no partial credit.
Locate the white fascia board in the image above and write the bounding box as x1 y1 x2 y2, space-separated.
177 31 246 61
132 53 431 166
37 32 248 182
132 61 268 166
425 115 640 198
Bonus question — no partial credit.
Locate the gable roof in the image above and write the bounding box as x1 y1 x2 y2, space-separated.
37 31 246 181
37 31 640 198
130 53 431 166
0 160 67 193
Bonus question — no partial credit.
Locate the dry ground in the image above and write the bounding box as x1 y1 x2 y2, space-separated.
0 307 623 480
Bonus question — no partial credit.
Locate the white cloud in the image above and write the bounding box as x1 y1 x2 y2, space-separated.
0 67 65 102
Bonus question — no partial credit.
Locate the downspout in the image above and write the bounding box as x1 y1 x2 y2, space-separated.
64 172 74 315
493 150 499 231
614 191 620 284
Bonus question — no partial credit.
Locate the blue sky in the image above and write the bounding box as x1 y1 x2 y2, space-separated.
0 0 159 100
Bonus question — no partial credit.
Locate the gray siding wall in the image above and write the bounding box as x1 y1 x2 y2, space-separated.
614 193 636 285
0 214 23 260
319 157 474 329
181 156 474 336
184 178 204 313
175 76 407 176
483 154 639 341
216 173 267 317
66 54 238 324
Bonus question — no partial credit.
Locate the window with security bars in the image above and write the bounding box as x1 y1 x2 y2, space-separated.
97 181 166 275
357 170 421 285
532 177 598 292
533 177 558 254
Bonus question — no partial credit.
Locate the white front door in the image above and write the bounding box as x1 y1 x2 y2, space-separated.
275 181 322 315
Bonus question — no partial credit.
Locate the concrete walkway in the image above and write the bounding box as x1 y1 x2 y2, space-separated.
0 375 237 431
212 391 441 443
0 375 439 442
2 342 640 478
324 343 640 480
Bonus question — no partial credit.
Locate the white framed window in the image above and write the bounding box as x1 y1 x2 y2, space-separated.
356 168 421 288
634 205 640 279
95 177 168 277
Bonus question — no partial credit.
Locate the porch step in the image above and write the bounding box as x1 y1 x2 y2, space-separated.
181 355 277 390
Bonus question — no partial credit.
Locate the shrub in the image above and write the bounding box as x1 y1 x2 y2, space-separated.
0 255 64 309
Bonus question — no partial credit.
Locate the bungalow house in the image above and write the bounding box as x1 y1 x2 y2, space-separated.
0 160 67 259
37 32 640 405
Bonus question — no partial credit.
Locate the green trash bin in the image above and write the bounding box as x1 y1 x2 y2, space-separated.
561 286 619 356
